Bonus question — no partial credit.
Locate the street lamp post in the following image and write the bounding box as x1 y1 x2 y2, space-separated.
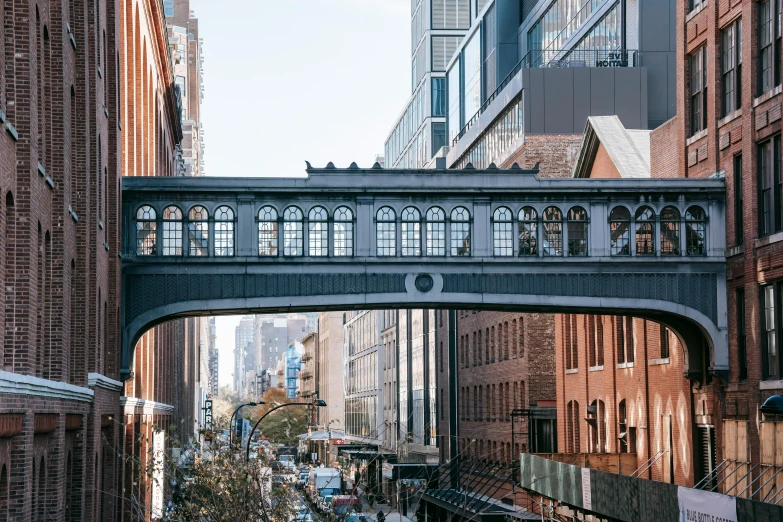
229 402 264 445
245 399 327 462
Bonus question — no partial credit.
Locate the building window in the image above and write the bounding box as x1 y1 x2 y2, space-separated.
566 400 580 453
567 206 588 256
135 205 156 255
617 317 634 364
759 0 782 95
609 206 630 256
283 206 304 256
376 206 397 256
737 288 747 380
685 205 707 255
425 207 446 256
758 135 782 236
763 283 780 379
542 206 563 256
660 326 670 359
492 206 513 256
689 0 705 12
432 122 446 155
214 206 235 256
518 206 537 256
188 205 209 256
163 0 174 16
690 46 708 135
564 315 578 370
162 206 183 256
734 154 744 246
635 206 656 256
333 206 354 256
450 206 471 256
618 399 628 453
587 400 606 453
258 206 278 256
432 77 445 116
721 19 742 115
308 206 329 257
660 206 681 256
401 206 422 256
594 316 604 366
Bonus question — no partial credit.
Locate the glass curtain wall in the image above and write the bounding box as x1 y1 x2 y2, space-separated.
427 310 437 446
527 0 607 65
399 313 409 440
447 58 461 143
568 2 622 60
463 32 482 133
411 311 426 445
456 95 523 169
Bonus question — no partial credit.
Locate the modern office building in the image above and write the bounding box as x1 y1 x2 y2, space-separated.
445 0 676 172
384 0 476 168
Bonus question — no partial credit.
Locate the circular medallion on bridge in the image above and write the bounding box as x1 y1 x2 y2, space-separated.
415 274 434 293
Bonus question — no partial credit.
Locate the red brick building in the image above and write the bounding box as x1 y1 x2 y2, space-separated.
553 116 696 487
436 310 557 508
642 0 783 497
0 1 200 521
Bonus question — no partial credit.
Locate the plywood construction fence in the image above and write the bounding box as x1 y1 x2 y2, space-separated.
722 420 750 498
535 453 638 476
756 421 783 502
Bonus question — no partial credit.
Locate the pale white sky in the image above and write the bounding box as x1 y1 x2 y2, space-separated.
188 0 411 385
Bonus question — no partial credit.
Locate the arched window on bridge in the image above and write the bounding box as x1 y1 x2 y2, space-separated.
660 206 681 256
685 205 707 255
518 206 537 256
214 205 235 256
283 206 303 256
188 206 209 256
376 206 396 256
492 207 513 256
450 206 471 256
401 206 421 256
258 206 278 256
333 206 354 256
609 206 630 256
308 206 329 257
135 205 157 256
162 206 183 256
425 207 445 256
567 206 588 256
542 206 563 256
635 206 655 256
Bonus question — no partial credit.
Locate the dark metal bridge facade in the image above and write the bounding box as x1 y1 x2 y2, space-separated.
120 164 727 381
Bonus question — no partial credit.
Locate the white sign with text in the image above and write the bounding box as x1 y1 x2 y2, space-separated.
677 487 737 522
581 468 592 511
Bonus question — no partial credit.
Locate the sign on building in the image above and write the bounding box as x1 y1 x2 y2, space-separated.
677 487 737 522
151 430 165 519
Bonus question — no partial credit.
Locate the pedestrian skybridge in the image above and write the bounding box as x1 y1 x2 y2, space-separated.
120 163 727 382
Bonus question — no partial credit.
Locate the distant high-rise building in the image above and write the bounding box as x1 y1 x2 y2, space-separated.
234 316 255 394
254 314 308 370
208 317 219 396
383 0 473 168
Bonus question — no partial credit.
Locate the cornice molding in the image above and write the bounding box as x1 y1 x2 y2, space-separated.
0 371 94 402
88 373 124 392
120 396 175 412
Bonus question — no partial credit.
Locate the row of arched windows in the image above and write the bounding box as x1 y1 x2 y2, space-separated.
134 203 708 257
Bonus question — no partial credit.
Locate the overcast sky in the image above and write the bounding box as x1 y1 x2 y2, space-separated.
188 0 411 386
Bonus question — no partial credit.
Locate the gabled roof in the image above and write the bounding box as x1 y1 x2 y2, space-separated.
572 116 651 179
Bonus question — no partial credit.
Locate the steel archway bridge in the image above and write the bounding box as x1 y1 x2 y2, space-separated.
120 164 727 382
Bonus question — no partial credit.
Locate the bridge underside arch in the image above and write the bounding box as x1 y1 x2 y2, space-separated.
121 270 728 383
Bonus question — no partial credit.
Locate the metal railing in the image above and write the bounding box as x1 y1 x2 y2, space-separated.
452 48 638 146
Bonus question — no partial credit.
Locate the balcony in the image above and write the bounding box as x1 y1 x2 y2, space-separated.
300 371 313 381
